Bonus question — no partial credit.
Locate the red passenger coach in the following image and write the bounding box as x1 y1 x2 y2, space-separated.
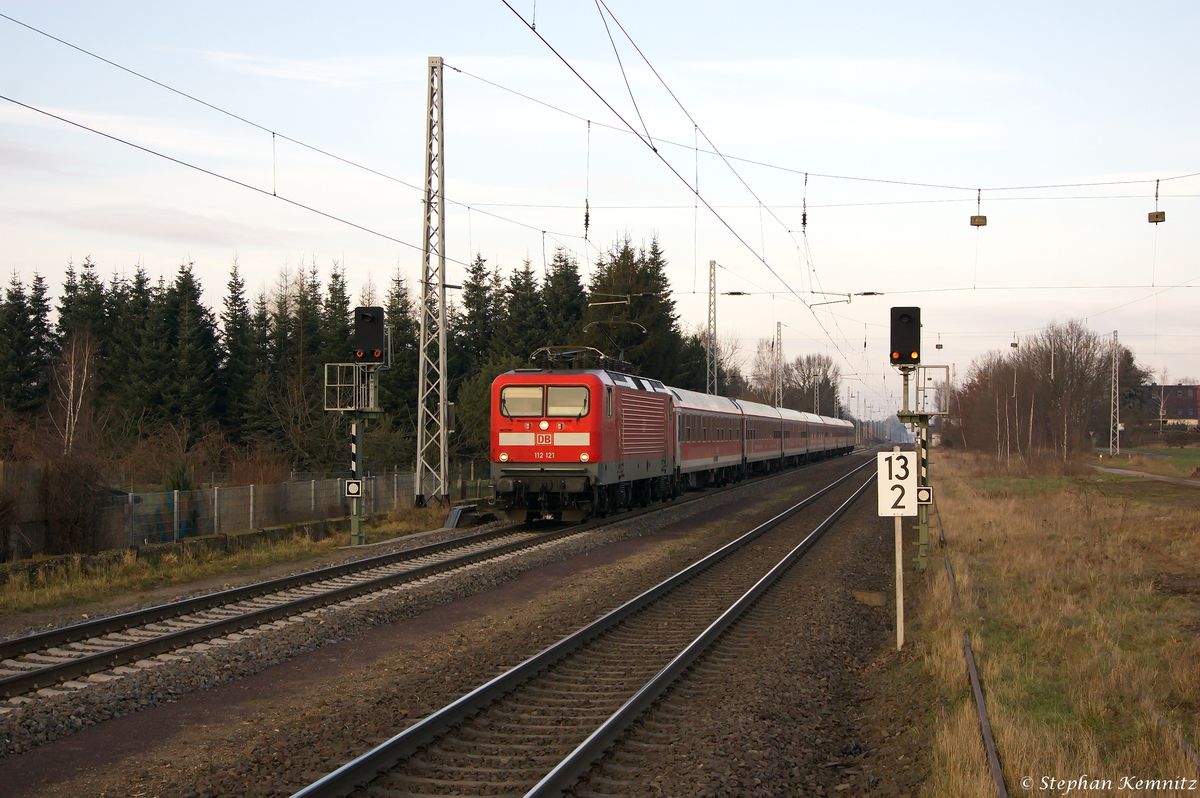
490 367 857 523
491 369 673 522
668 387 745 488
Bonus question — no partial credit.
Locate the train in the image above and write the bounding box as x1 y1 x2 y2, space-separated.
490 367 855 522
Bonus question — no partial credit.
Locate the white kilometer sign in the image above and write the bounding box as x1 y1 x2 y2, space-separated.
877 451 918 517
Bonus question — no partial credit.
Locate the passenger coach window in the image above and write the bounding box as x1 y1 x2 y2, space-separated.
547 386 590 417
500 385 544 417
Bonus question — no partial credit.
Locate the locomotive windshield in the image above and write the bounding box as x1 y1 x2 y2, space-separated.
499 385 543 417
547 386 589 417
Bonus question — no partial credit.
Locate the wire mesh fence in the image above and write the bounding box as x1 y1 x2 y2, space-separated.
98 463 492 548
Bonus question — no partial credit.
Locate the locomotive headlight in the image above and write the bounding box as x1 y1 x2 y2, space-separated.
579 452 590 462
499 452 509 462
539 420 549 430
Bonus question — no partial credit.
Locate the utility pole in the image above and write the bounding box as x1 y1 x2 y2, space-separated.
706 260 718 395
415 55 449 507
1110 330 1120 456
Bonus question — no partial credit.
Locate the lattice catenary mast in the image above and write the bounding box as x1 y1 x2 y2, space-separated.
1110 330 1120 456
415 56 449 506
706 260 718 395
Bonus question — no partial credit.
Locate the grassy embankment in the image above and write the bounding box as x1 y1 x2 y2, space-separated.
917 450 1199 796
1095 446 1200 480
0 506 448 619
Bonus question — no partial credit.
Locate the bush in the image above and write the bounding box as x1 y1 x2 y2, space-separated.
43 457 105 555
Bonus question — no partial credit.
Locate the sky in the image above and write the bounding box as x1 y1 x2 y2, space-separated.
1 1 1197 420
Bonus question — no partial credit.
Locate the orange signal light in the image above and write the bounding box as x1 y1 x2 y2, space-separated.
356 350 365 358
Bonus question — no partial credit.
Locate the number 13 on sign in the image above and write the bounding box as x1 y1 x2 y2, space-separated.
877 452 918 516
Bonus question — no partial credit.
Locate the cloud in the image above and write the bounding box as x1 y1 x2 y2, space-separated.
680 55 1032 94
15 203 301 248
196 50 414 86
0 102 262 162
0 141 76 174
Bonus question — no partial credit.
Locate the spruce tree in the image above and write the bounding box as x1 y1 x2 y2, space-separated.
160 263 221 429
458 255 500 375
125 271 169 420
220 263 255 434
584 237 683 378
380 268 419 426
57 257 109 348
319 265 353 365
234 291 279 445
28 274 54 374
492 261 545 363
541 248 587 347
0 275 50 413
293 262 323 381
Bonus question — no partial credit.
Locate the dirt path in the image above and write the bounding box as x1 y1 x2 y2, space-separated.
1089 464 1200 487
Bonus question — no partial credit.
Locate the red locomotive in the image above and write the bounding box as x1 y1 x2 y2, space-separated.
490 367 854 522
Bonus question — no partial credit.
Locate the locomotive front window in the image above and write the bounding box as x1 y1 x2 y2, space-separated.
500 385 544 417
547 386 590 417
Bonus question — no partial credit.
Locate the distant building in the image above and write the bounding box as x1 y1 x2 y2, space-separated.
1143 384 1200 426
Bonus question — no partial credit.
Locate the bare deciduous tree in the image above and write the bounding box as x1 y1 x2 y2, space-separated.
49 333 94 456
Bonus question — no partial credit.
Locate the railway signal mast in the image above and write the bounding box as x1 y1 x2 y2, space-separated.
890 307 948 572
325 307 389 546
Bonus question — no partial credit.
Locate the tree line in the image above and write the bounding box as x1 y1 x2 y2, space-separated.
939 320 1151 459
3 238 819 486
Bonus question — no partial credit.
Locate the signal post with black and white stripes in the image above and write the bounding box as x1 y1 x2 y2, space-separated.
888 307 948 572
325 306 390 546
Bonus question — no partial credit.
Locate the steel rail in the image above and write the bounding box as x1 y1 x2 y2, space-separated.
1 451 866 701
289 458 873 798
0 527 580 698
1 450 865 663
0 525 526 661
526 473 876 796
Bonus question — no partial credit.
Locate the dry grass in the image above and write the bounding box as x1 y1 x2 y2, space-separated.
0 534 339 617
0 506 454 618
923 450 1200 795
1108 447 1200 480
377 505 450 538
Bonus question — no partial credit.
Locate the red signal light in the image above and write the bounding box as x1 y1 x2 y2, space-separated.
373 349 382 357
356 350 365 358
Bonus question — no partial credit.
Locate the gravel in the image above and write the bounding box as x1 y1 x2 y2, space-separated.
1 456 934 798
574 496 932 797
0 464 848 760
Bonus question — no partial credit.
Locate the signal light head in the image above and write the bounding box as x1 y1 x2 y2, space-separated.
889 306 921 366
356 350 365 358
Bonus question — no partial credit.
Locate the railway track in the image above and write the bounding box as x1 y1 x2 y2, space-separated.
289 459 876 798
0 452 867 707
0 526 572 701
